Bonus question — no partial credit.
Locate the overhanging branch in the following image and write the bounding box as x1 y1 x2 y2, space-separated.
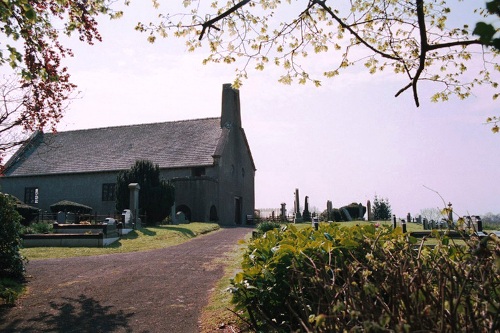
199 0 251 40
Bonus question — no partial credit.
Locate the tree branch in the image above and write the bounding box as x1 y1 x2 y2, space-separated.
427 39 483 51
312 0 401 61
410 0 429 107
199 0 252 40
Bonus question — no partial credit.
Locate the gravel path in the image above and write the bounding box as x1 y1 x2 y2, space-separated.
0 226 253 333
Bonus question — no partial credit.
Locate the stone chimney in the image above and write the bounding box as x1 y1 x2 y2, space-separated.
220 83 241 129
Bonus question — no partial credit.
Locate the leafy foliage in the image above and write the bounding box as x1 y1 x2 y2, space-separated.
230 223 500 332
0 277 25 306
255 221 282 237
0 193 27 279
20 221 53 235
0 1 122 162
141 0 498 109
474 0 500 50
116 160 175 224
4 194 40 226
372 195 392 220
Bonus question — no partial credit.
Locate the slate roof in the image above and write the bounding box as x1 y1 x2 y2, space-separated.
4 118 226 177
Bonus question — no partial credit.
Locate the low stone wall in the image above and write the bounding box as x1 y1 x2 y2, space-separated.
22 223 120 247
53 223 118 238
22 233 119 247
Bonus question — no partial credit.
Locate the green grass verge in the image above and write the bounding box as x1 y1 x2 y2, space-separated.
0 277 26 306
199 232 252 333
20 222 220 260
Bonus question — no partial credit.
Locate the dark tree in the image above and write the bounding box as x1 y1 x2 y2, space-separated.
0 193 26 279
372 195 392 220
116 160 175 224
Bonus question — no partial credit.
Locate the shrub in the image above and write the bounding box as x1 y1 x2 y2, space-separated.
0 193 27 279
256 221 281 233
343 202 366 220
20 221 53 234
116 160 175 224
230 223 500 332
372 195 392 220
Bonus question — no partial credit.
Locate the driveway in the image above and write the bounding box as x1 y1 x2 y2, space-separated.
0 226 252 333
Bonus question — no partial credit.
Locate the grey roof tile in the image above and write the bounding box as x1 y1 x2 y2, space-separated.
5 118 223 176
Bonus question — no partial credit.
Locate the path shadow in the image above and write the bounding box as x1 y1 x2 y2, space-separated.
163 226 196 237
0 294 136 333
137 228 157 236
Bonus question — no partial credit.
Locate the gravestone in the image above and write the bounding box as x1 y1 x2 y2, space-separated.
57 211 66 224
128 183 141 229
302 196 311 222
171 202 177 224
367 200 372 221
280 203 287 221
122 209 133 228
294 188 302 220
327 200 332 221
176 211 188 224
358 203 364 220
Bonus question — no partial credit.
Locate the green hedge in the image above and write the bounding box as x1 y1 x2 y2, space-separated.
0 193 27 279
230 223 500 332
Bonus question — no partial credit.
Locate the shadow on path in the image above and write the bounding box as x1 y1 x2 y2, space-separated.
0 294 136 333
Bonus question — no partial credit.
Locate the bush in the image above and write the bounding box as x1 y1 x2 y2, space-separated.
116 160 175 224
0 193 27 279
372 195 392 220
230 223 500 332
20 221 53 234
256 221 282 234
343 202 366 220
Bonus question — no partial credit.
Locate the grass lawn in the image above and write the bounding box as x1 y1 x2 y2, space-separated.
20 222 220 260
199 233 252 333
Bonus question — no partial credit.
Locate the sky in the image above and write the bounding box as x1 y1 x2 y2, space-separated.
45 1 499 218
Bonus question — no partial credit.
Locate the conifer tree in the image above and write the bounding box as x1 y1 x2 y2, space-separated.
372 195 392 220
116 160 175 224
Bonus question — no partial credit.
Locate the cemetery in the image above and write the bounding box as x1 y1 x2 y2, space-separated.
21 217 122 248
20 184 142 248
